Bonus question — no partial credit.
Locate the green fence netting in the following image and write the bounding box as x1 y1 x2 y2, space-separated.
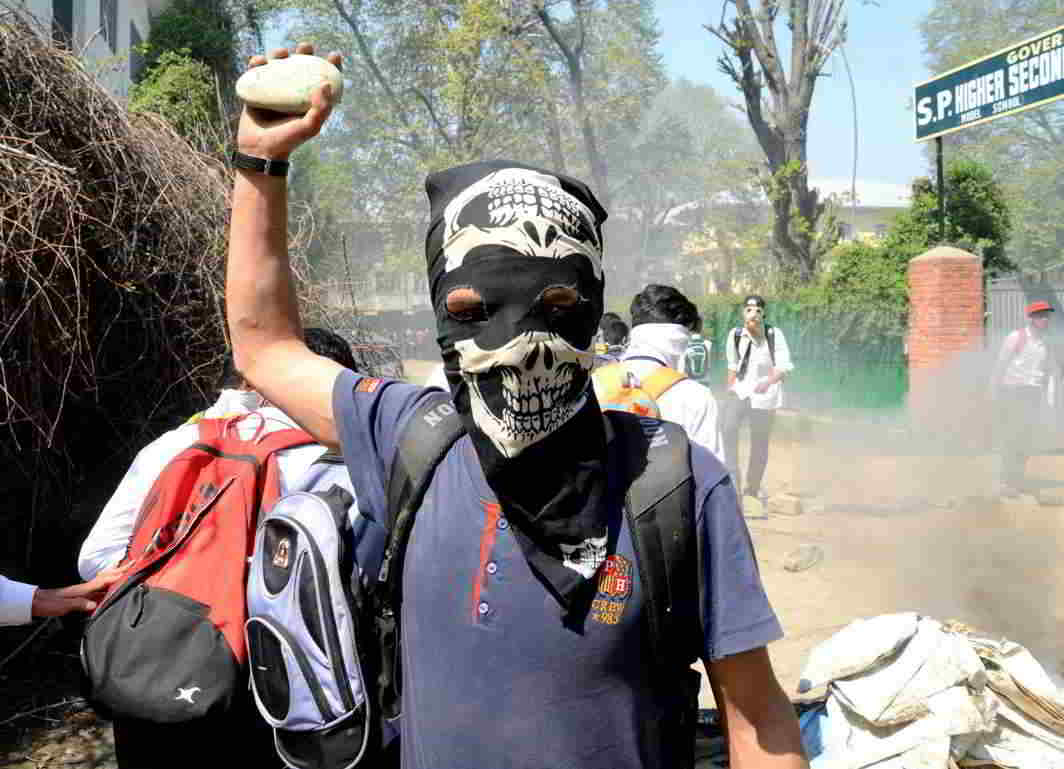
698 300 908 417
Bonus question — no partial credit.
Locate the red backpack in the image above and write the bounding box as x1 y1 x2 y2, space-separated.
82 415 314 723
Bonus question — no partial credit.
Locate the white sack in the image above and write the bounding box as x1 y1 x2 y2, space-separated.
798 613 920 694
813 687 995 769
833 623 986 726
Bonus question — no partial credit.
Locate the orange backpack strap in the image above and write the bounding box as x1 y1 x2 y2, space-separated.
591 362 627 397
638 367 687 400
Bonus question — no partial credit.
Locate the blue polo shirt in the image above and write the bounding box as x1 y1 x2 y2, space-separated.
333 370 782 769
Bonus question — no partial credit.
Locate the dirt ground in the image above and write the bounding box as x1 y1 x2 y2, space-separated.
2 360 1060 766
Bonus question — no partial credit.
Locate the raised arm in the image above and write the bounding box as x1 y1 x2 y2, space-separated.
226 44 345 448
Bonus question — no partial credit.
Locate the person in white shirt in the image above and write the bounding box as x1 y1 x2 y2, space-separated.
80 328 360 769
989 300 1057 496
620 284 725 462
723 295 794 502
0 569 121 626
79 327 357 581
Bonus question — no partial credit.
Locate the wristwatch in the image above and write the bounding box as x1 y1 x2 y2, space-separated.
231 151 289 177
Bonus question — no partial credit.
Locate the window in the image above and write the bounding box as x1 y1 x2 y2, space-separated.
52 0 74 45
101 0 118 53
129 21 144 81
838 222 853 241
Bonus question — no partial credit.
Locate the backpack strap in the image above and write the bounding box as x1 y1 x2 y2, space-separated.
605 412 701 669
1010 327 1029 357
606 412 701 767
735 328 751 380
624 355 667 366
638 367 688 401
378 391 466 603
591 362 627 397
736 325 775 379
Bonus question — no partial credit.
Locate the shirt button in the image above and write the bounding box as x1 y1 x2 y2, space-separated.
477 601 490 615
497 518 509 530
485 562 498 575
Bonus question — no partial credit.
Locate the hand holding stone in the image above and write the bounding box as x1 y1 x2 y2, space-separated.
235 43 343 162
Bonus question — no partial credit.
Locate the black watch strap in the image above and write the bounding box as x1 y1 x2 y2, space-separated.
231 151 289 177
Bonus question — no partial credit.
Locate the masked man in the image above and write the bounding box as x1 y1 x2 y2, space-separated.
224 45 806 769
723 295 794 505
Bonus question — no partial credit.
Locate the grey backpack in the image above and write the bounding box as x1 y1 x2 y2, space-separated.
245 454 393 769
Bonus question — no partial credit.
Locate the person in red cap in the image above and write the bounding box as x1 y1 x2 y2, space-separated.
989 300 1057 496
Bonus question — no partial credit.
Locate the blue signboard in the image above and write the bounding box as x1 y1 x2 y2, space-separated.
915 24 1064 142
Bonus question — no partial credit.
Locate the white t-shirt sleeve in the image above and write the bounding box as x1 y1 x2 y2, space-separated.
657 380 726 465
0 574 37 626
725 329 741 372
772 328 794 374
77 426 194 580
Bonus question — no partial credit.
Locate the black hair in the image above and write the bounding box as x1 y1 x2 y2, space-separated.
689 315 703 334
600 311 622 330
304 327 358 370
629 284 699 329
743 294 766 309
603 318 629 346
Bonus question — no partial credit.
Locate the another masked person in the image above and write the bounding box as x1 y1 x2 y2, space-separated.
225 45 807 769
722 295 794 504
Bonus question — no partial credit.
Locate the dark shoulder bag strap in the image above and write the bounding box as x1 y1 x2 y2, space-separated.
766 324 776 366
607 412 701 768
611 415 700 666
735 328 753 381
371 391 465 725
379 391 466 599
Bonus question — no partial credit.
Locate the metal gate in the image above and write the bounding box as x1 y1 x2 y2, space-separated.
986 272 1064 349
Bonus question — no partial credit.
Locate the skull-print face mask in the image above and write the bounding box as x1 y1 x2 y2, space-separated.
424 161 610 614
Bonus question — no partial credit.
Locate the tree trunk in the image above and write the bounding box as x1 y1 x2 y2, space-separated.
545 96 567 173
708 0 845 283
535 4 611 210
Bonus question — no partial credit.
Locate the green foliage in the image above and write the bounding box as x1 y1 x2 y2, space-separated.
884 157 1012 275
773 157 1011 352
253 0 667 278
136 0 238 87
129 50 220 149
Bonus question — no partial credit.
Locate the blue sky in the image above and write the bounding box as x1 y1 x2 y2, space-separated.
654 0 937 205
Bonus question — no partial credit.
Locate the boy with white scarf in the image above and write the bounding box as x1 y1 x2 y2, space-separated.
620 284 725 464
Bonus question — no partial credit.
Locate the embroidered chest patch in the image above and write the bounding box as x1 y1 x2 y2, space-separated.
590 554 632 626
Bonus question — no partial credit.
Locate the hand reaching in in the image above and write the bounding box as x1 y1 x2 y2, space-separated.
31 567 124 618
236 43 343 161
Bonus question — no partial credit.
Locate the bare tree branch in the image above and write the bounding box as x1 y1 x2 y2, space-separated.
331 0 423 150
407 87 455 150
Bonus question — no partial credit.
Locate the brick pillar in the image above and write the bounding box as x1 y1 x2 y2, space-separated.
907 246 983 421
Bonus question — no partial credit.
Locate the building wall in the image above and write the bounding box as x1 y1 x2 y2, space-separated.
16 0 163 100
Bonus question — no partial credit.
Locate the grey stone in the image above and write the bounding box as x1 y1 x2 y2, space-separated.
235 54 344 115
768 493 804 516
784 544 823 572
1036 490 1064 507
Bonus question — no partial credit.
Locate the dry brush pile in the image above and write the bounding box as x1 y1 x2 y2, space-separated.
0 10 233 565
